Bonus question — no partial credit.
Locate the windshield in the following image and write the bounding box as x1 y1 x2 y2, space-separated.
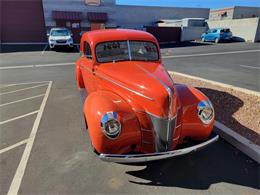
50 30 70 36
95 41 159 63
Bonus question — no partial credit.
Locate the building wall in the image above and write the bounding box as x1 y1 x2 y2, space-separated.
42 0 116 29
1 0 46 43
207 17 260 42
209 6 260 21
115 5 209 29
233 6 260 19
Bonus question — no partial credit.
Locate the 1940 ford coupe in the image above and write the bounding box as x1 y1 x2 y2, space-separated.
76 29 218 163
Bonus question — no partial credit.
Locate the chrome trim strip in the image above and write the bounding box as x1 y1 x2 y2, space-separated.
80 65 92 73
100 134 219 163
142 141 153 144
96 72 154 101
127 40 132 60
141 128 152 132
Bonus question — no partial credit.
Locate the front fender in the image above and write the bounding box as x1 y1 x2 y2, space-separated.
84 91 141 154
176 84 214 142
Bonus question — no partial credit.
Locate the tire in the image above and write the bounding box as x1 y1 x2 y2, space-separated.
215 38 220 43
202 37 205 42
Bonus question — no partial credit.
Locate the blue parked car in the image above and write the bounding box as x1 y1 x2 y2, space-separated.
201 28 232 43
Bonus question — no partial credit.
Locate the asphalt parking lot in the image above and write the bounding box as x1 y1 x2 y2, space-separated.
0 42 259 194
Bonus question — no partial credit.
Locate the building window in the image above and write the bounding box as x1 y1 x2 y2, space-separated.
84 42 92 60
66 21 71 27
220 11 227 17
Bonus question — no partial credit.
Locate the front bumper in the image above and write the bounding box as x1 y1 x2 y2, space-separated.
49 41 73 48
100 134 219 163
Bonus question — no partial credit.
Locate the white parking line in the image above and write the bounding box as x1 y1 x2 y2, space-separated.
7 81 52 195
0 81 50 89
41 44 49 55
240 65 260 70
163 49 260 59
0 94 45 107
0 139 28 155
0 110 39 125
0 62 74 70
0 83 48 95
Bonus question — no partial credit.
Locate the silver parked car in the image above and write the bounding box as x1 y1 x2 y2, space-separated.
47 28 74 49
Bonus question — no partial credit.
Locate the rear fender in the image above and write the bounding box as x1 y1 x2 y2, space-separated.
76 59 85 89
84 91 141 154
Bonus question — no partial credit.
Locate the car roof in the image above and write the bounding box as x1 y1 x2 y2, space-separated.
214 28 230 30
82 29 157 44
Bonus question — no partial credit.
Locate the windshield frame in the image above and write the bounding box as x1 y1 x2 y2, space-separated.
95 40 160 63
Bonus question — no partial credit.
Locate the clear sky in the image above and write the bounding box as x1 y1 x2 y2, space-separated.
116 0 260 9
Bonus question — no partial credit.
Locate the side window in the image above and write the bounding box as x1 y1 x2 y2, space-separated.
212 29 218 33
83 42 92 60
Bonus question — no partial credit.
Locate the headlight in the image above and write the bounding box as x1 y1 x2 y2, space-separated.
197 100 214 124
101 111 121 139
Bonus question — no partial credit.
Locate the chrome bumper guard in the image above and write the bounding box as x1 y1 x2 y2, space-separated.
100 134 219 163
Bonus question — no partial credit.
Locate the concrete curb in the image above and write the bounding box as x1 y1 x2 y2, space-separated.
214 121 260 164
168 71 260 97
168 71 260 163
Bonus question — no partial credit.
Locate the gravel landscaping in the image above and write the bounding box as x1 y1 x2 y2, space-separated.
171 73 260 146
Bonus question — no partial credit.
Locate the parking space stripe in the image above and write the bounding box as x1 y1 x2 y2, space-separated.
0 139 28 155
163 49 260 59
240 65 260 70
0 110 39 125
7 81 52 195
0 94 45 107
41 44 48 55
0 81 50 89
0 83 48 95
0 62 74 70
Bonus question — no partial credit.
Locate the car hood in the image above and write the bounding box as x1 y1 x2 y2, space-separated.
97 61 177 117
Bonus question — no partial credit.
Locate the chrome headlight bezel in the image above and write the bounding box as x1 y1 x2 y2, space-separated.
197 100 214 125
101 111 121 139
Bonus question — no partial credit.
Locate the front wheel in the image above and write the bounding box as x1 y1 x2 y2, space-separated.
215 38 220 43
202 37 205 42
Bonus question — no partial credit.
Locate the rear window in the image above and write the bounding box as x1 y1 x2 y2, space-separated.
220 29 230 33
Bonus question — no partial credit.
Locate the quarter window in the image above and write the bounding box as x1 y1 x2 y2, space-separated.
84 42 92 60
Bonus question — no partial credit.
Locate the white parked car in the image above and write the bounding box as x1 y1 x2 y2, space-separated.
47 28 74 49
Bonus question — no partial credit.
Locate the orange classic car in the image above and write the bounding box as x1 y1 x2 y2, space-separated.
76 29 219 163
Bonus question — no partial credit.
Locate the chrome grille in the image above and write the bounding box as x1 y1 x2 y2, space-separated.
56 40 66 43
148 113 176 152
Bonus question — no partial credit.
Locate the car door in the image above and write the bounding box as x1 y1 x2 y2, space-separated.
204 29 211 41
211 29 218 41
80 41 97 93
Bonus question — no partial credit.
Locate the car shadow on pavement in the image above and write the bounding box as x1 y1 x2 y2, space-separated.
126 139 259 190
126 88 259 190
